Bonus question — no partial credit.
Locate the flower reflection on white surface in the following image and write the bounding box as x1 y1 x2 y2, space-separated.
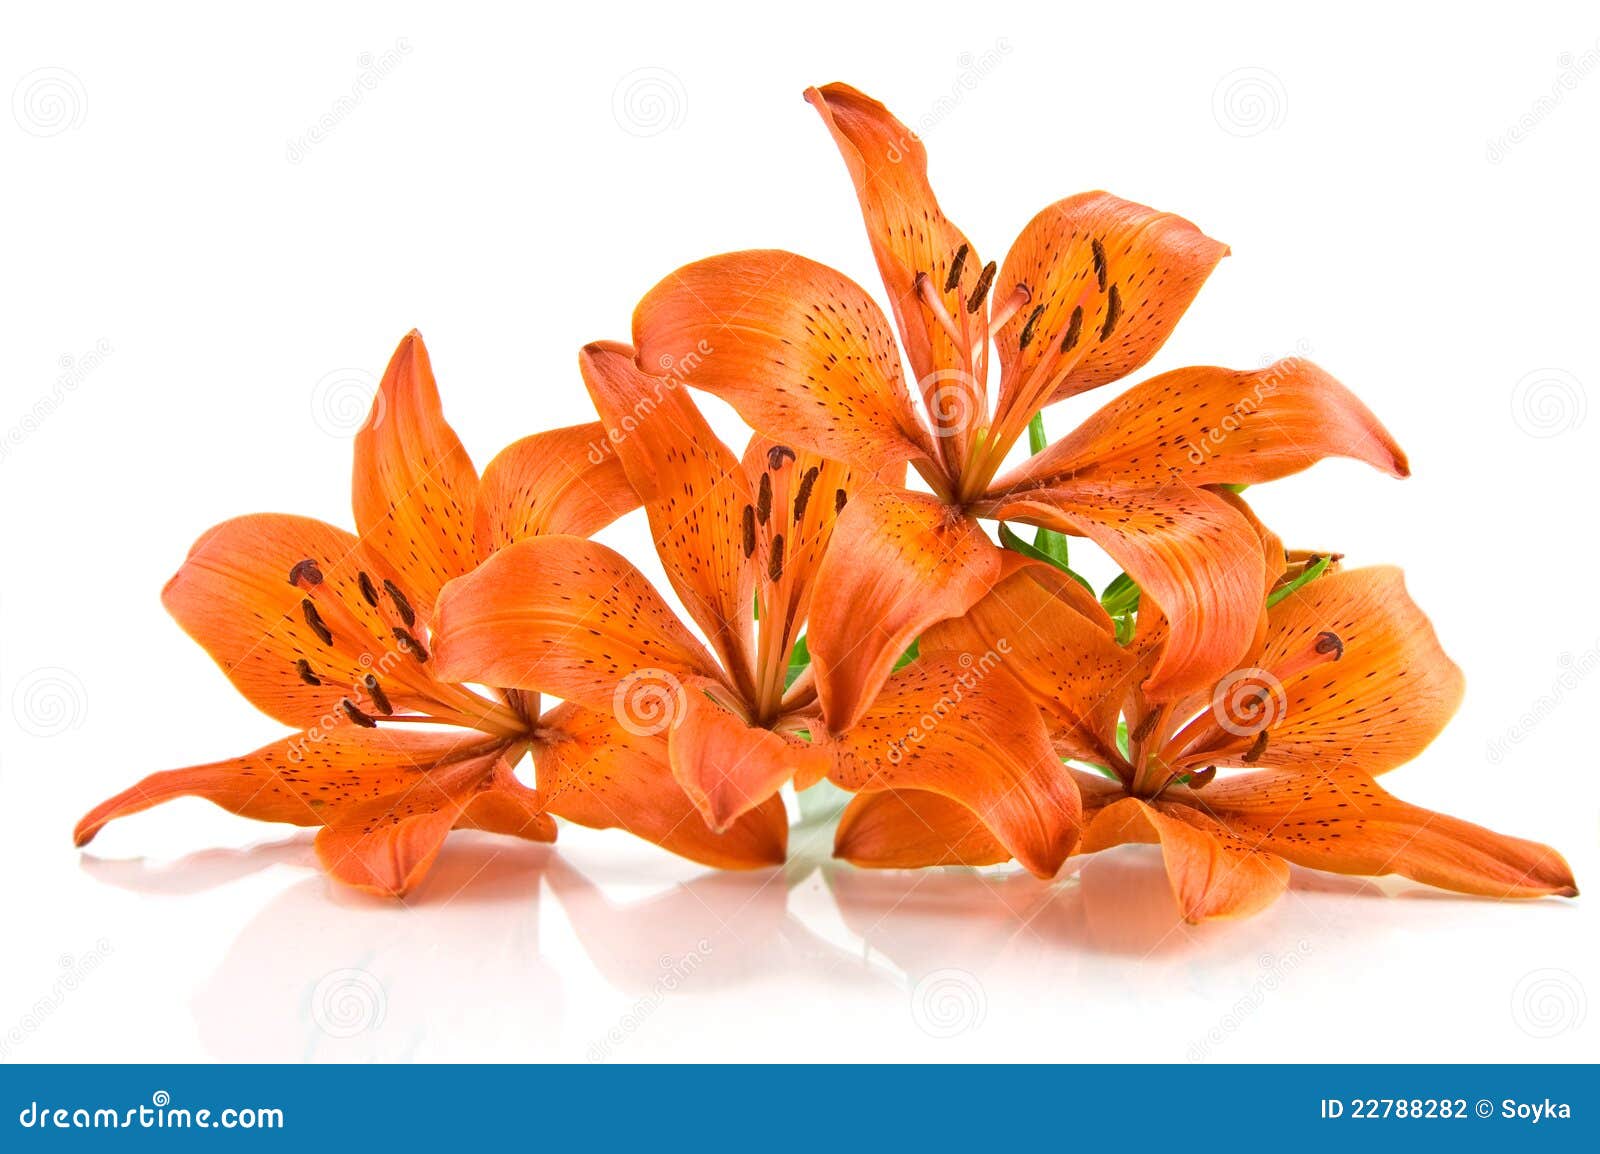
70 820 1590 1063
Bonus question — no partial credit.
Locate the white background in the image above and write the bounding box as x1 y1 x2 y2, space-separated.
2 0 1595 1062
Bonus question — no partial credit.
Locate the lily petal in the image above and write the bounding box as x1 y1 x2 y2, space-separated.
351 331 481 611
1185 765 1578 899
431 535 725 711
667 690 831 831
996 359 1408 493
987 482 1267 703
804 82 978 389
313 740 523 897
581 342 756 688
631 250 937 473
826 651 1081 877
924 566 1135 761
474 421 640 557
536 702 788 870
1248 567 1465 774
161 514 415 730
834 788 1010 869
455 754 561 843
75 727 502 845
995 192 1228 417
1080 796 1290 921
808 486 1020 733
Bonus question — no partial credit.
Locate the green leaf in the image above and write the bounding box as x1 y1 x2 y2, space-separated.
1115 718 1129 758
1032 525 1070 567
998 522 1094 594
1266 553 1332 608
893 637 920 670
785 632 811 689
1100 571 1141 618
1027 411 1049 456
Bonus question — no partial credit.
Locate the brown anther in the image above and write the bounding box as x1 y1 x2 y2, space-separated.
1060 306 1084 353
1098 284 1122 341
766 444 796 470
1018 304 1046 350
363 673 394 716
300 599 333 645
340 698 378 728
965 261 997 314
287 558 324 586
1187 765 1218 789
1091 238 1108 291
1242 730 1269 763
382 579 416 627
834 488 848 514
767 534 785 582
357 571 380 607
756 472 773 524
393 627 429 663
1314 631 1345 660
792 466 820 523
741 505 757 558
1130 710 1160 745
943 243 969 293
295 658 322 686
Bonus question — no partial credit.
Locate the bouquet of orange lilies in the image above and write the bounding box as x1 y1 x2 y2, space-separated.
76 82 1576 922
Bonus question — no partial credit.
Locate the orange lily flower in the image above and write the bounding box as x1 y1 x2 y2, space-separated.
631 81 1407 734
836 563 1578 920
74 332 784 895
431 344 1077 867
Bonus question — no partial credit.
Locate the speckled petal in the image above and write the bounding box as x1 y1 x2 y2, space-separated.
994 359 1408 493
986 483 1266 704
1224 567 1465 775
804 82 977 389
994 192 1227 417
1080 796 1290 921
808 486 1021 733
431 535 726 711
826 651 1080 878
631 250 937 473
535 702 788 870
580 342 755 689
352 331 481 611
474 421 640 557
924 565 1134 760
160 513 423 730
1180 765 1577 900
74 727 507 848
